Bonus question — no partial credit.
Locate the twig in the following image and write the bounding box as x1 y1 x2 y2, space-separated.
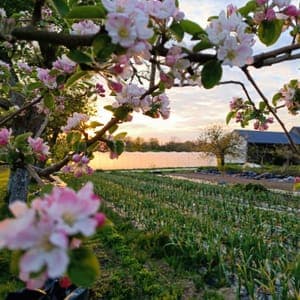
0 96 43 127
242 67 299 153
218 80 258 111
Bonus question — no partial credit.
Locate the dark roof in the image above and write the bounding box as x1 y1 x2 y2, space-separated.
234 129 300 145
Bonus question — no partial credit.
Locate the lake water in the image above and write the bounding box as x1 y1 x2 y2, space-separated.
90 151 216 170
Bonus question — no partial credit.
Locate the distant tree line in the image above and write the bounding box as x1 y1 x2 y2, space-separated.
124 137 199 152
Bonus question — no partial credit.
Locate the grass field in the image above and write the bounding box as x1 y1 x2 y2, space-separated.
0 170 299 299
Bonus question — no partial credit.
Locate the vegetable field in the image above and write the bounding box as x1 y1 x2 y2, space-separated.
67 171 300 299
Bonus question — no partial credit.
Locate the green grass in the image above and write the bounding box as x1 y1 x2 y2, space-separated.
0 168 25 299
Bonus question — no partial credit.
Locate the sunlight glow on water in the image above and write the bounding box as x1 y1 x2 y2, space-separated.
90 152 217 170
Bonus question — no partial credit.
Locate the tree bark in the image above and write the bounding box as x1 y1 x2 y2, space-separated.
7 168 29 204
216 155 225 171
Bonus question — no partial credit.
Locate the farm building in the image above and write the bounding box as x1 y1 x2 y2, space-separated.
233 127 300 165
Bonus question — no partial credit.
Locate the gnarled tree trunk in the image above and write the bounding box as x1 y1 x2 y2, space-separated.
7 168 29 203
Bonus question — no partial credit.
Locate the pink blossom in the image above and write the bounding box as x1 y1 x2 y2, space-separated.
108 81 123 93
95 83 106 96
148 0 177 19
102 0 137 14
28 137 50 161
165 46 185 67
95 213 106 228
153 93 171 119
0 127 11 146
19 220 69 284
265 8 276 20
53 55 77 74
0 182 103 288
160 72 174 89
115 83 150 112
284 5 300 17
72 153 81 163
227 4 238 16
106 14 137 47
17 61 32 72
45 183 100 236
70 20 100 35
37 68 57 89
217 37 253 67
62 112 89 132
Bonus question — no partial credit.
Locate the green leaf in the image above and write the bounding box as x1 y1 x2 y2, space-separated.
68 247 100 287
201 60 222 89
238 0 257 17
65 71 88 88
193 40 212 52
89 121 103 128
272 93 282 106
114 106 130 120
180 19 206 37
258 19 283 46
108 124 118 134
73 141 86 152
93 34 115 61
66 132 82 144
104 105 115 112
43 93 55 110
52 0 70 17
114 132 127 140
68 50 93 64
66 5 106 19
14 132 32 149
115 140 124 155
27 82 44 91
226 111 235 124
169 22 184 42
259 101 266 111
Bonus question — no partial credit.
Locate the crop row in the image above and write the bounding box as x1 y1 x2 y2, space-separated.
67 172 299 299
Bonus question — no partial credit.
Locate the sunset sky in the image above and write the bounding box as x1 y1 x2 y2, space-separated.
96 0 300 143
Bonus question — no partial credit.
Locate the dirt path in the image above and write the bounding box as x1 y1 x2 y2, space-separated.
169 172 294 192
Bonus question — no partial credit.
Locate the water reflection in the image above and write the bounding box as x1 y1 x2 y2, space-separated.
90 152 216 170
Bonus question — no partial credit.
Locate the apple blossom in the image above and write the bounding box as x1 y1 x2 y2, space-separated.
284 5 300 17
102 0 138 15
70 20 100 35
207 10 255 67
37 68 57 89
0 127 11 146
17 61 33 73
53 55 77 74
0 182 102 288
148 0 177 19
105 14 137 47
62 112 89 132
28 137 50 161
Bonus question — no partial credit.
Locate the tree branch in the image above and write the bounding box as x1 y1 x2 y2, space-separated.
0 96 43 127
218 80 258 111
242 67 299 153
251 43 300 68
11 28 95 48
